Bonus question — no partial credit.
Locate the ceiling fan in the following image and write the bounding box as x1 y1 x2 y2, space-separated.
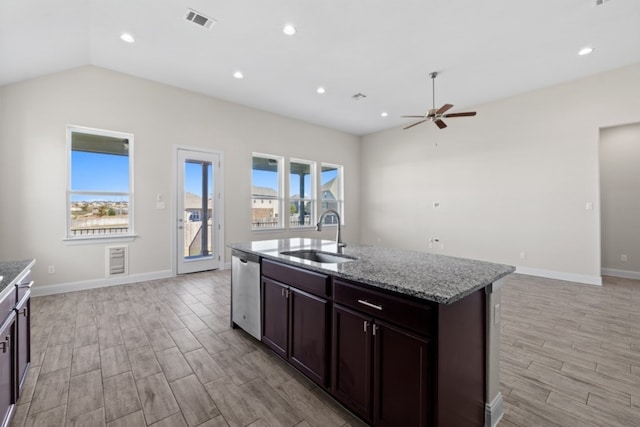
402 72 476 130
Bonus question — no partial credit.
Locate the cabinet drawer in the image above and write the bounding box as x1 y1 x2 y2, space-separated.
16 270 33 302
0 287 16 326
333 279 434 337
262 259 330 298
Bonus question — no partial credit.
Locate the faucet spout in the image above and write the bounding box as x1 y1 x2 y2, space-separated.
316 209 346 254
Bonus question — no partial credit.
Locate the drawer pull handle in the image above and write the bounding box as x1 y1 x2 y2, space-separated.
0 338 9 354
18 281 34 289
357 299 382 311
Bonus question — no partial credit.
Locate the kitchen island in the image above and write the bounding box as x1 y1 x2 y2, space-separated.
229 239 514 427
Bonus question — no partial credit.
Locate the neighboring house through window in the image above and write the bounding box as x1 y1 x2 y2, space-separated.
320 163 343 225
252 154 283 229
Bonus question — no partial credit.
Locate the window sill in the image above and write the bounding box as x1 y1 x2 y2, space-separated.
252 227 286 233
63 234 137 245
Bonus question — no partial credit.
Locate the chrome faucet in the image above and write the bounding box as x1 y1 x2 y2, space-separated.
317 209 346 254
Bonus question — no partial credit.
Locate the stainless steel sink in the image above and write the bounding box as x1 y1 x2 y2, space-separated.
280 249 356 264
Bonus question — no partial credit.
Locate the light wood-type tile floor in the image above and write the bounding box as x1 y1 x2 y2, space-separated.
9 270 640 426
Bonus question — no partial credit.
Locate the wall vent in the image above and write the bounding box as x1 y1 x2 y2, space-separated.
106 246 128 277
185 8 216 29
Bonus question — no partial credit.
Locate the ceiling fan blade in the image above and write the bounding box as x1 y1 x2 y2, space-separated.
401 115 426 118
403 120 427 130
443 111 477 118
434 119 447 129
436 104 454 115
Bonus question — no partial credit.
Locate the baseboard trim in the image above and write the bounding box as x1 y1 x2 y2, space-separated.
601 268 640 280
485 392 504 427
515 266 602 286
31 270 173 297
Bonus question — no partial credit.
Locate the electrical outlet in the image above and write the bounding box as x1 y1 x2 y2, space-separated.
48 265 55 274
621 254 628 262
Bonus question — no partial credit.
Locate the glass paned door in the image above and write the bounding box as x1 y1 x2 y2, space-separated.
177 149 220 274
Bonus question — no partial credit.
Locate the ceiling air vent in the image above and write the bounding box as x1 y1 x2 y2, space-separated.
185 8 216 29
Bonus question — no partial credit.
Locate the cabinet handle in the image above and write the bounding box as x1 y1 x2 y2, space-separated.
18 281 33 289
357 299 382 311
372 324 378 336
0 337 9 353
363 321 368 333
21 308 28 317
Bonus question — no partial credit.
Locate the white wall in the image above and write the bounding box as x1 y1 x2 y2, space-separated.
600 122 640 277
0 66 360 290
360 63 640 284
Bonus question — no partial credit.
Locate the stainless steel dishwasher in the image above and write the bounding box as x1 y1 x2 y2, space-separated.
231 250 261 340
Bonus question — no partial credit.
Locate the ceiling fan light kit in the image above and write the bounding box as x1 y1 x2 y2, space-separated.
402 71 477 130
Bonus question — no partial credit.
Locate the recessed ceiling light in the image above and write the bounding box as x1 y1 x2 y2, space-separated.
316 87 326 94
381 112 388 117
283 25 296 36
578 47 594 56
120 33 135 43
233 71 244 79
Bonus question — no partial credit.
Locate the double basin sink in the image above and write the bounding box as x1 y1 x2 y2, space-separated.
280 249 356 265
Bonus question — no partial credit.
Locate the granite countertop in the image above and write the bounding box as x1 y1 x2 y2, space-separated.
0 259 36 299
229 239 515 304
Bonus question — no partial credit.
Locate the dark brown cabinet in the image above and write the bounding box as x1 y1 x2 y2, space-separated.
262 277 288 359
373 320 430 427
289 286 330 386
15 293 30 393
0 312 15 427
332 305 372 420
261 260 330 387
332 304 431 426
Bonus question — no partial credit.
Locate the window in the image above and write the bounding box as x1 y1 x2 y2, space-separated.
320 163 344 225
67 126 134 239
289 159 315 228
252 154 283 229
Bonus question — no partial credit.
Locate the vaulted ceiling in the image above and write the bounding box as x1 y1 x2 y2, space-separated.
1 0 638 135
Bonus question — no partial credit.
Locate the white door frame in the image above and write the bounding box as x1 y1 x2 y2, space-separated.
172 145 225 275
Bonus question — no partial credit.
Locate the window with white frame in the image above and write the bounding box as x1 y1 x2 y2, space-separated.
252 154 283 229
289 159 315 228
67 126 134 239
320 163 344 225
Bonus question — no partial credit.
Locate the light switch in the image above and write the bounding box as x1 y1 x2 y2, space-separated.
494 303 501 325
156 202 165 209
585 201 593 211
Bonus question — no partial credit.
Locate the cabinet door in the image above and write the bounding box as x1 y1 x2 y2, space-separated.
0 314 15 427
289 288 329 387
332 305 373 422
373 321 431 427
261 277 289 359
16 295 30 393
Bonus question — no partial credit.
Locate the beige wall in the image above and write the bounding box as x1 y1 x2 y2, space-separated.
0 66 360 289
360 63 640 283
600 122 640 275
